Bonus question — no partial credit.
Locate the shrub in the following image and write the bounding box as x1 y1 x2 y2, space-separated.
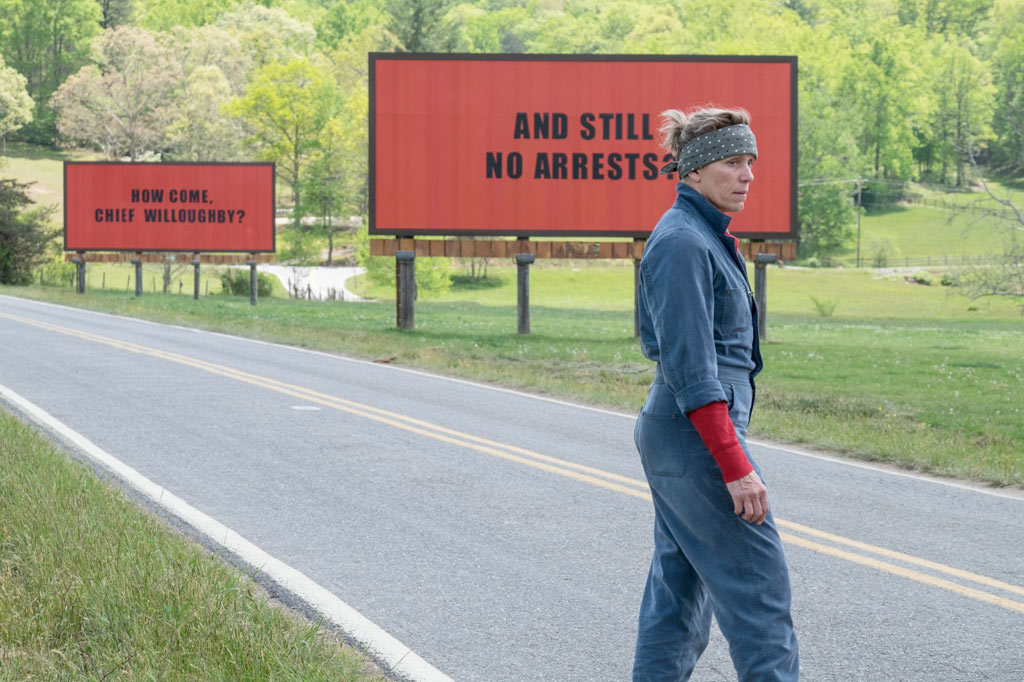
218 269 274 297
810 296 838 317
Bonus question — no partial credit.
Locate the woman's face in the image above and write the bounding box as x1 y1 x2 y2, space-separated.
686 154 756 213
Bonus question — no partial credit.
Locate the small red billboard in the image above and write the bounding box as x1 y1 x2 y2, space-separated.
371 54 796 239
64 162 275 252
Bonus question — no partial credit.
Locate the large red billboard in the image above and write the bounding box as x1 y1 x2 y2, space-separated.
370 54 797 239
64 162 275 252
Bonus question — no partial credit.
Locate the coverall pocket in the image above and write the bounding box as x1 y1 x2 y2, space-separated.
714 288 750 334
636 413 688 476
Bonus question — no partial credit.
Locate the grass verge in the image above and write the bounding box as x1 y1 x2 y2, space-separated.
2 282 1021 487
0 408 386 681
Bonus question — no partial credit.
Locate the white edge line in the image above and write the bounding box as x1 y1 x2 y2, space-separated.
0 381 455 682
4 294 1021 502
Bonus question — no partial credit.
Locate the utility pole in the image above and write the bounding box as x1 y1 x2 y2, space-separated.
856 180 864 268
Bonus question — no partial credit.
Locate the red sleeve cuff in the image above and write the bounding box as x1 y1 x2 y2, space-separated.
687 401 753 482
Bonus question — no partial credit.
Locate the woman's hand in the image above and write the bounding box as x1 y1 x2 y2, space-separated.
725 470 769 525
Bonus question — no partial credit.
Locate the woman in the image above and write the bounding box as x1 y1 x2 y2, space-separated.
632 107 799 681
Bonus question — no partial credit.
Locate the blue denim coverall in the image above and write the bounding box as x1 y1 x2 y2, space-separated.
632 183 799 681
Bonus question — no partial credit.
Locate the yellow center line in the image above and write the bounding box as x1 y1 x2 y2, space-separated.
780 533 1024 614
5 311 1023 613
777 519 1024 598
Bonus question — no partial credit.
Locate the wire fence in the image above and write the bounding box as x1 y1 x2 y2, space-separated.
811 253 1012 269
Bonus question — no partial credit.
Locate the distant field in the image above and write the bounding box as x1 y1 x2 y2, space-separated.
358 261 1022 320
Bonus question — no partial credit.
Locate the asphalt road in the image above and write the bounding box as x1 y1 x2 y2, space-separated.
1 294 1022 681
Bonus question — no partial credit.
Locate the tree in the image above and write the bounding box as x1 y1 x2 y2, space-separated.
896 0 993 37
986 0 1024 168
51 26 181 160
165 65 244 161
0 0 102 142
0 56 34 153
303 107 367 265
0 178 56 285
167 24 252 95
317 0 388 50
227 56 339 228
385 0 460 52
135 0 235 31
99 0 134 28
927 39 995 185
214 2 317 70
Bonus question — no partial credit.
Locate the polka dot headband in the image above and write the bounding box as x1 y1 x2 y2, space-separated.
659 124 758 178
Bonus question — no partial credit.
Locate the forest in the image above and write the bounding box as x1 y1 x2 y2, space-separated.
1 0 1022 261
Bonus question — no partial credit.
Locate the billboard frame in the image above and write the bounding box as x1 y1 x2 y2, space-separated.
369 52 798 241
63 161 277 253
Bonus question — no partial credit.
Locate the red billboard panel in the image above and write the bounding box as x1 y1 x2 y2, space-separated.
64 162 275 252
371 54 797 239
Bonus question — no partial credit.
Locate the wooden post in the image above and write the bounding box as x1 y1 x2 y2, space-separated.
191 252 201 300
72 252 85 294
131 253 143 297
515 252 535 334
754 253 777 340
633 238 644 338
396 249 415 329
247 254 258 305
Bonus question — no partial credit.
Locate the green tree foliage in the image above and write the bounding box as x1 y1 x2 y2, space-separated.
227 56 339 226
0 0 102 142
896 0 993 37
925 38 995 185
165 65 245 161
50 26 181 160
135 0 236 31
386 0 460 52
10 0 1022 264
317 0 388 50
986 0 1024 168
0 55 34 150
0 178 56 284
99 0 135 28
214 2 317 69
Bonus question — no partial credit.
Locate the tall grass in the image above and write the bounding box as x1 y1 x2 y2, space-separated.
0 409 386 681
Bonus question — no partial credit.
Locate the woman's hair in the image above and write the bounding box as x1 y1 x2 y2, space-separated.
659 106 751 158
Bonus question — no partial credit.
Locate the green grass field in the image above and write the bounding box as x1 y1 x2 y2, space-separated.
0 408 385 681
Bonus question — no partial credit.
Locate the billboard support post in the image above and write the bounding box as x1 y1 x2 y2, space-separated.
191 253 201 300
396 250 416 330
71 253 85 294
754 252 777 339
247 254 258 306
515 252 535 335
131 254 142 297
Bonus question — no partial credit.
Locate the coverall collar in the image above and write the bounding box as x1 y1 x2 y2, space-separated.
674 182 732 234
